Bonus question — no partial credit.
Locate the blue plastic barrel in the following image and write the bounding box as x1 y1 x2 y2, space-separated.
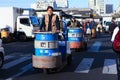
34 32 58 56
67 28 84 42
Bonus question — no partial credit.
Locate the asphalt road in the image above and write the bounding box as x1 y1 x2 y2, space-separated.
0 33 119 80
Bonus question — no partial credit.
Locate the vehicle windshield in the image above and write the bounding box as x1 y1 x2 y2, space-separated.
20 18 30 26
30 16 39 26
106 22 111 26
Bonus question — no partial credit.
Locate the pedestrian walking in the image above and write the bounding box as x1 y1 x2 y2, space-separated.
109 20 117 35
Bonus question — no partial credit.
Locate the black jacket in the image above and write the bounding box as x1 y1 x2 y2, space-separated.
109 22 117 32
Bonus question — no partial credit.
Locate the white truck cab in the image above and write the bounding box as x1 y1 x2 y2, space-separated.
17 16 40 41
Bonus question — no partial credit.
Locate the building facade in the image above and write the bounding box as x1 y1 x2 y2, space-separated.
89 0 105 15
116 0 120 13
31 0 56 10
55 0 68 8
31 0 68 10
105 4 113 14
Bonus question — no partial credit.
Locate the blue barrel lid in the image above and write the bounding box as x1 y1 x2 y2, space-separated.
68 28 83 33
35 32 58 41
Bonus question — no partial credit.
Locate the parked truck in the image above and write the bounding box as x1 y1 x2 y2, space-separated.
102 15 112 33
0 7 40 42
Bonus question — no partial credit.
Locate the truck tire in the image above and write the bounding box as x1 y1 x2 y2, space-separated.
84 42 87 50
0 53 4 68
19 34 27 41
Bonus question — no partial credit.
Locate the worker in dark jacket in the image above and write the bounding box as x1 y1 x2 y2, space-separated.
67 17 81 28
109 20 117 35
39 6 60 32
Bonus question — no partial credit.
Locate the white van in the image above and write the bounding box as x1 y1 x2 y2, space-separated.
103 21 111 33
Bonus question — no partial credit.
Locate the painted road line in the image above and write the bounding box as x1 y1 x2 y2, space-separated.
87 41 102 52
103 59 117 74
5 78 13 80
11 63 32 78
2 57 31 69
74 58 94 73
4 55 15 60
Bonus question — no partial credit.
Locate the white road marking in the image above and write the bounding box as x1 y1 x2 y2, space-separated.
2 57 31 69
5 78 13 80
4 55 15 60
87 41 102 52
74 58 94 73
10 63 32 78
103 59 117 74
6 64 32 79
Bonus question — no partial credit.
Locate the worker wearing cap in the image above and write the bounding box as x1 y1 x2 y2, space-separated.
39 6 60 32
67 17 81 28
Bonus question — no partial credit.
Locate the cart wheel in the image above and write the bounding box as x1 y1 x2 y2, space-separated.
43 69 50 74
84 42 87 50
67 54 72 65
71 49 76 53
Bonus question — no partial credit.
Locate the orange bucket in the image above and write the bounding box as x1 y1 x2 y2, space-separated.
70 42 82 49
